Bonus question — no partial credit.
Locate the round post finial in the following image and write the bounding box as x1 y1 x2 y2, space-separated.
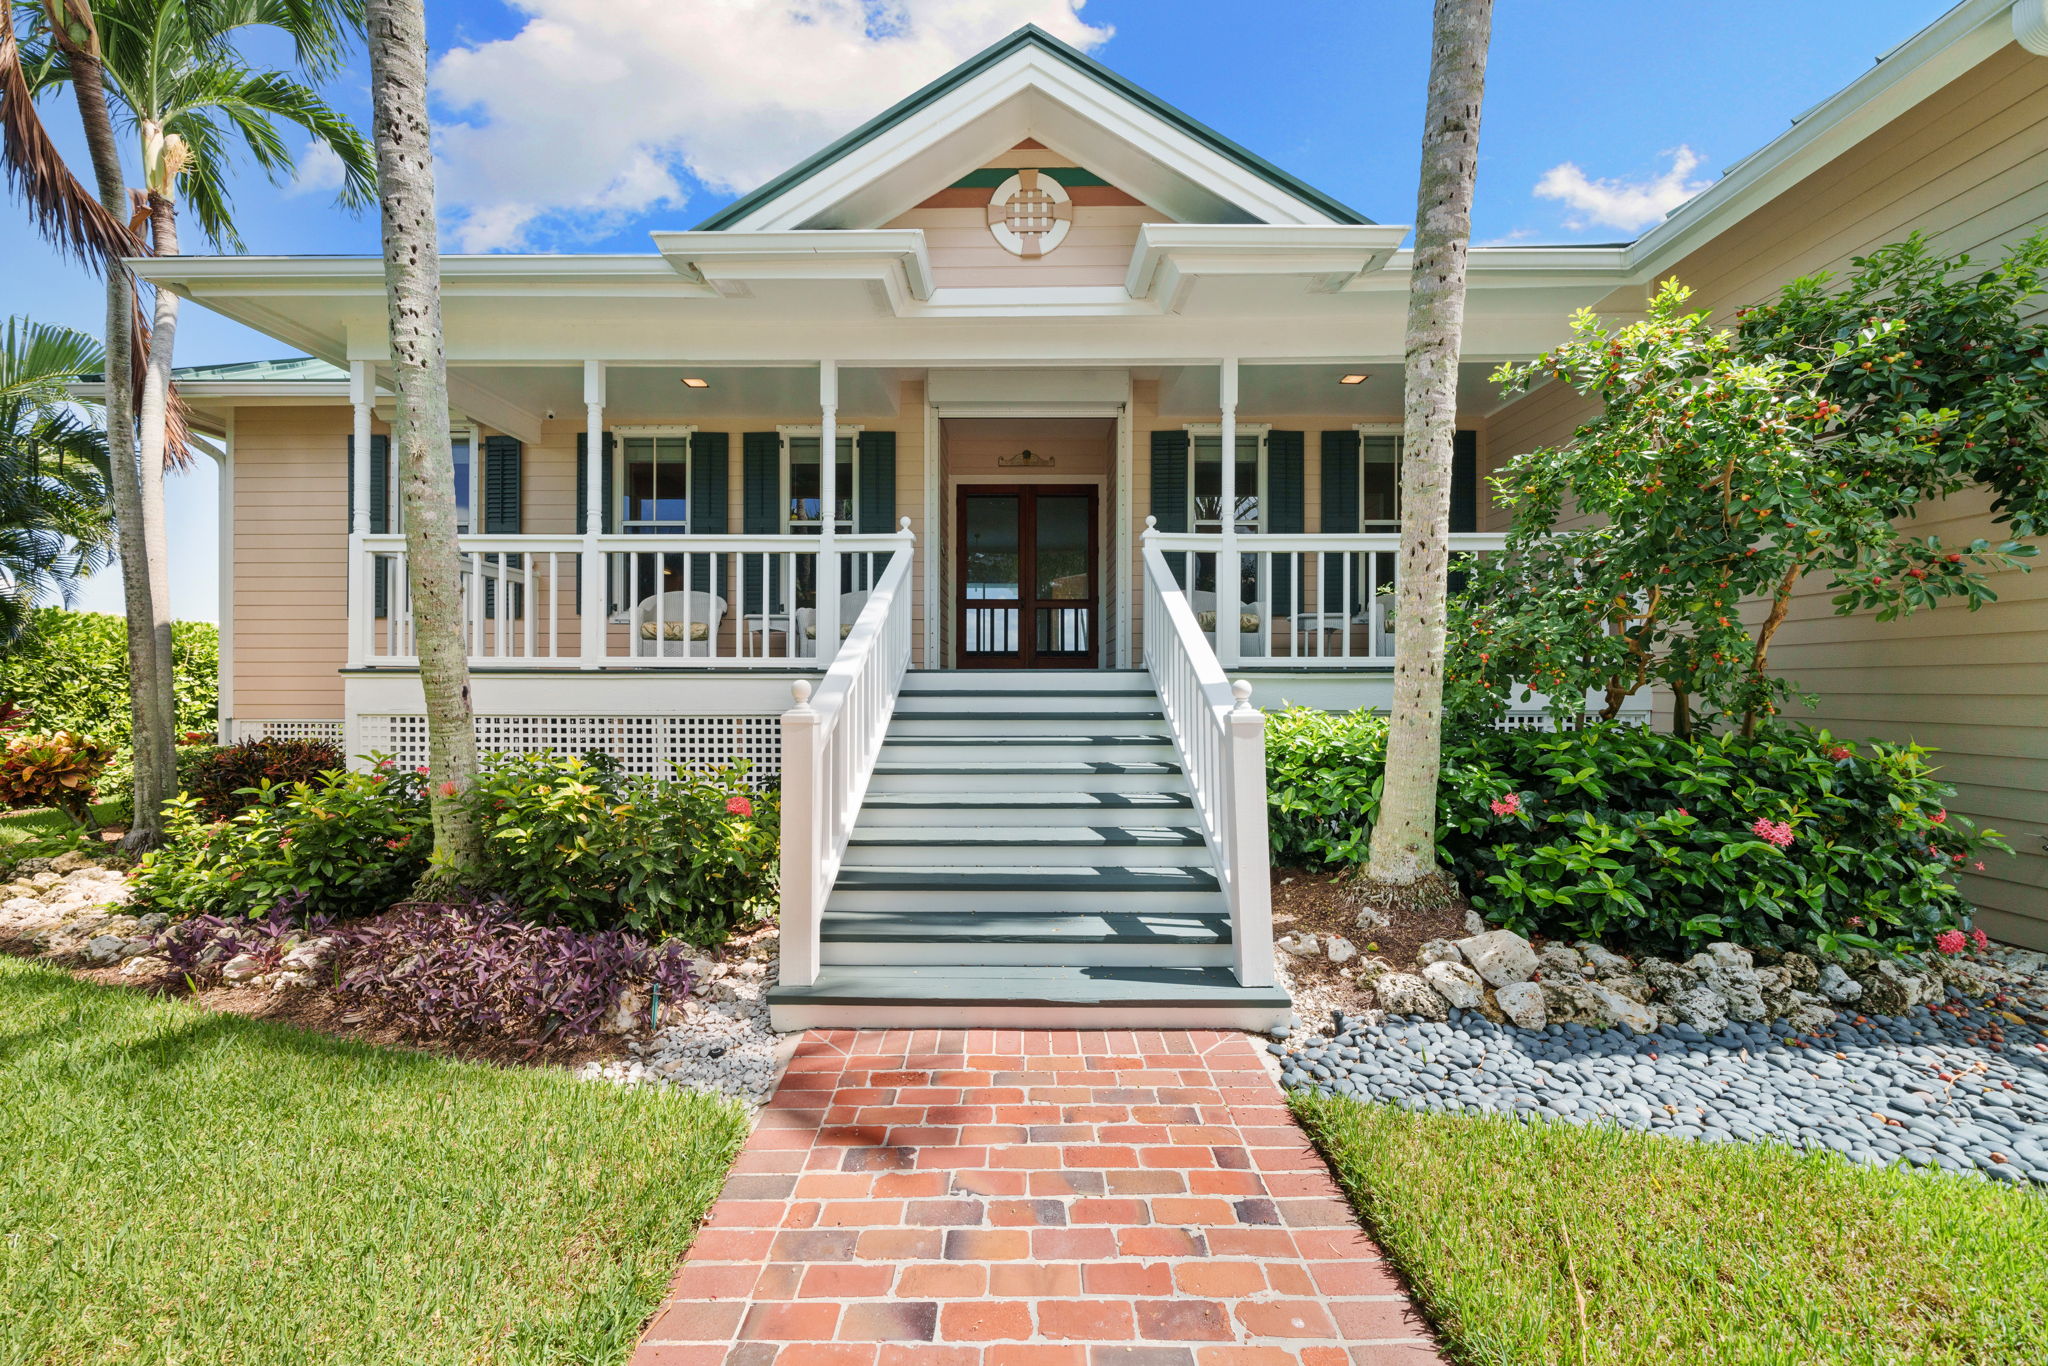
899 515 913 536
1231 679 1254 710
791 678 813 707
1143 514 1158 539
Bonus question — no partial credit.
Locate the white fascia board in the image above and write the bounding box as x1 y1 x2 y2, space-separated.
1341 245 1633 295
130 253 706 298
724 48 1347 232
1126 223 1410 302
650 229 934 300
1622 0 2014 279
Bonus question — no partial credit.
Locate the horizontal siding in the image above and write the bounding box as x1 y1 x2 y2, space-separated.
884 203 1151 288
1478 41 2048 945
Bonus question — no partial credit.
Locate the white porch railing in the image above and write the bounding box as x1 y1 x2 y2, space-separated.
1146 528 1508 667
1141 538 1275 989
354 531 909 668
776 522 917 986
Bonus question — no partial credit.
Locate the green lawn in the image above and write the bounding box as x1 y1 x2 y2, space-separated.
0 956 749 1366
1292 1091 2048 1366
0 801 124 856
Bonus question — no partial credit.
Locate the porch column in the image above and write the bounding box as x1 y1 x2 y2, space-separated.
1217 356 1241 667
816 360 840 662
346 360 373 669
580 360 606 666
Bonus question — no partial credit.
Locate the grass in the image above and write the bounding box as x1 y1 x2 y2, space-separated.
0 801 125 856
0 955 750 1366
1292 1091 2048 1366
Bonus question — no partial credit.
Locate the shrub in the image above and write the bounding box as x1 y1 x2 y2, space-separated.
1267 710 2002 956
467 752 778 942
0 610 217 773
157 901 330 986
329 899 699 1043
132 766 430 921
177 738 346 820
0 730 116 827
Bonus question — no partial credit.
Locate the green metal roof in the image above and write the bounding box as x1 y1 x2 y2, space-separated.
695 25 1368 231
170 356 346 382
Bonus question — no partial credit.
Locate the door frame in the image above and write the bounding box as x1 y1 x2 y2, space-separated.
953 482 1101 670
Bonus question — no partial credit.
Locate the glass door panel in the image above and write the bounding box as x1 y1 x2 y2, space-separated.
956 487 1097 668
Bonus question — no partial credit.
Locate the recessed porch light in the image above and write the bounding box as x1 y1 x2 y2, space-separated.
1339 373 1368 385
681 376 710 388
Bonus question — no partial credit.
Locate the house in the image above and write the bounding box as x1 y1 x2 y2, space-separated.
139 2 2048 1026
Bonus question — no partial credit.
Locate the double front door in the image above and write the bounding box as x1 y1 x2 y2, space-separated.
957 485 1098 668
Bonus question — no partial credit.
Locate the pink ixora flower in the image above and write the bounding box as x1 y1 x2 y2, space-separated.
437 780 459 799
1489 793 1522 818
415 765 430 776
1973 861 1986 872
1934 929 1967 955
1970 928 1990 951
1825 744 1852 761
1750 817 1795 849
1932 809 1948 824
725 795 754 818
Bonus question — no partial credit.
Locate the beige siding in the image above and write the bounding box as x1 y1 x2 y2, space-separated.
884 202 1152 289
1480 41 2048 946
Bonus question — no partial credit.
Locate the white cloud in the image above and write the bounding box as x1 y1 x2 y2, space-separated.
285 139 347 197
429 1 1114 252
1533 145 1713 234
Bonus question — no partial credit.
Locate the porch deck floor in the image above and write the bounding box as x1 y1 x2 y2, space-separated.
629 1028 1444 1365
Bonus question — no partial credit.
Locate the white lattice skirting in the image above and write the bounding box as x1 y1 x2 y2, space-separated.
231 719 348 744
354 714 783 780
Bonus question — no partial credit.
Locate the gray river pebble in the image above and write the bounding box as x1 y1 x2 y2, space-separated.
1275 981 2048 1186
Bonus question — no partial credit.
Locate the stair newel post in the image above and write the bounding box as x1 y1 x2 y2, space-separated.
1226 679 1275 987
781 677 824 987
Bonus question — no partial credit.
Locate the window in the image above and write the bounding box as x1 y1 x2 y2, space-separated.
1358 425 1401 529
616 431 692 534
387 426 481 532
1187 427 1266 605
782 432 856 535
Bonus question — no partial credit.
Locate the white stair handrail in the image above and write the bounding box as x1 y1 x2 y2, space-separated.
1140 520 1275 988
779 519 917 986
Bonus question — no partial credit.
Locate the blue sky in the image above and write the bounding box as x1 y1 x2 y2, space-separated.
0 0 1956 619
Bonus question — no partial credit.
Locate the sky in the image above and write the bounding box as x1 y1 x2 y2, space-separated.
0 0 1961 621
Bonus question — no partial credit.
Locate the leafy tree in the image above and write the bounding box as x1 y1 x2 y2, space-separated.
1455 235 2045 735
1368 0 1493 891
0 317 114 642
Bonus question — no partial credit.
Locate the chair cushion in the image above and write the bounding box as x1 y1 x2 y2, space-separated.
802 623 855 640
639 620 711 641
1194 610 1262 633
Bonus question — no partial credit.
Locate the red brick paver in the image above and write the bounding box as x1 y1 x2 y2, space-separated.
632 1030 1444 1366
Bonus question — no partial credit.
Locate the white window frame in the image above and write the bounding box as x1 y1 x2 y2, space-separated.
389 424 481 534
1184 422 1270 535
777 423 863 535
1354 422 1403 531
611 425 696 536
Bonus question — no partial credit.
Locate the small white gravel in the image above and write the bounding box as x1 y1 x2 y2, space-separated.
577 955 792 1109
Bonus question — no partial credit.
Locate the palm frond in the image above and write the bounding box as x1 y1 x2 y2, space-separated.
0 5 144 271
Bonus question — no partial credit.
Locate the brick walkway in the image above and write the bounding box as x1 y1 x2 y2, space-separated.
631 1029 1443 1366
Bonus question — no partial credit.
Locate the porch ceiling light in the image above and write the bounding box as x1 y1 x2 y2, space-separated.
681 376 710 388
1338 373 1368 385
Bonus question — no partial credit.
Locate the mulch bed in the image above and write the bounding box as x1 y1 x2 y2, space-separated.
1271 866 1474 1018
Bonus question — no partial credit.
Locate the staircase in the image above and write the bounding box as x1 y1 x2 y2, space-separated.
766 670 1292 1029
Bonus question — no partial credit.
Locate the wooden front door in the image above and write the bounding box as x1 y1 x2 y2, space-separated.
956 485 1099 668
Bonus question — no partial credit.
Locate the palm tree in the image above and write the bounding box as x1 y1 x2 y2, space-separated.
1367 0 1493 893
8 0 368 847
0 315 114 644
364 0 483 882
35 0 372 836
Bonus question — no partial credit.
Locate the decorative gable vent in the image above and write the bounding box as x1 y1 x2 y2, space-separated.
986 169 1073 257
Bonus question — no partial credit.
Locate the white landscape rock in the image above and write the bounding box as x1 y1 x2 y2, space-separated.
1588 983 1659 1034
1324 935 1358 964
1576 942 1633 977
1353 904 1391 933
1537 943 1586 976
1372 971 1450 1022
1454 929 1540 987
1415 938 1464 967
1276 932 1321 958
220 953 265 984
1420 959 1485 1009
1462 910 1487 936
1493 980 1547 1030
1817 963 1864 1003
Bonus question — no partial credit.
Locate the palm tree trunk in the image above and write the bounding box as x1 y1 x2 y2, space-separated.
1367 0 1493 886
364 0 482 881
67 47 169 849
138 177 180 803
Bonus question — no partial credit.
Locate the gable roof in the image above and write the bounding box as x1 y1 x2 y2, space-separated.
695 24 1367 232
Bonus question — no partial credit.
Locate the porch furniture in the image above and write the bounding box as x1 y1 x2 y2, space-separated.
795 590 871 653
743 610 802 659
630 590 727 658
1187 591 1264 656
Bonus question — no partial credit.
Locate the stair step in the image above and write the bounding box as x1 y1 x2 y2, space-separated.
844 825 1209 867
857 791 1193 826
891 710 1165 722
866 761 1183 793
882 734 1172 747
818 909 1232 966
833 864 1220 893
767 964 1290 1030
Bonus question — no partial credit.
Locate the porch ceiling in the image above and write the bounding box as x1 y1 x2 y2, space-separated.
446 363 907 423
1151 362 1513 419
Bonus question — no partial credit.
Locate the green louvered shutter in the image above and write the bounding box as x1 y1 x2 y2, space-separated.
1265 431 1304 615
690 431 729 596
741 432 781 613
1148 430 1190 588
481 436 523 618
857 431 897 583
1450 429 1479 596
347 434 392 617
1319 431 1362 614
